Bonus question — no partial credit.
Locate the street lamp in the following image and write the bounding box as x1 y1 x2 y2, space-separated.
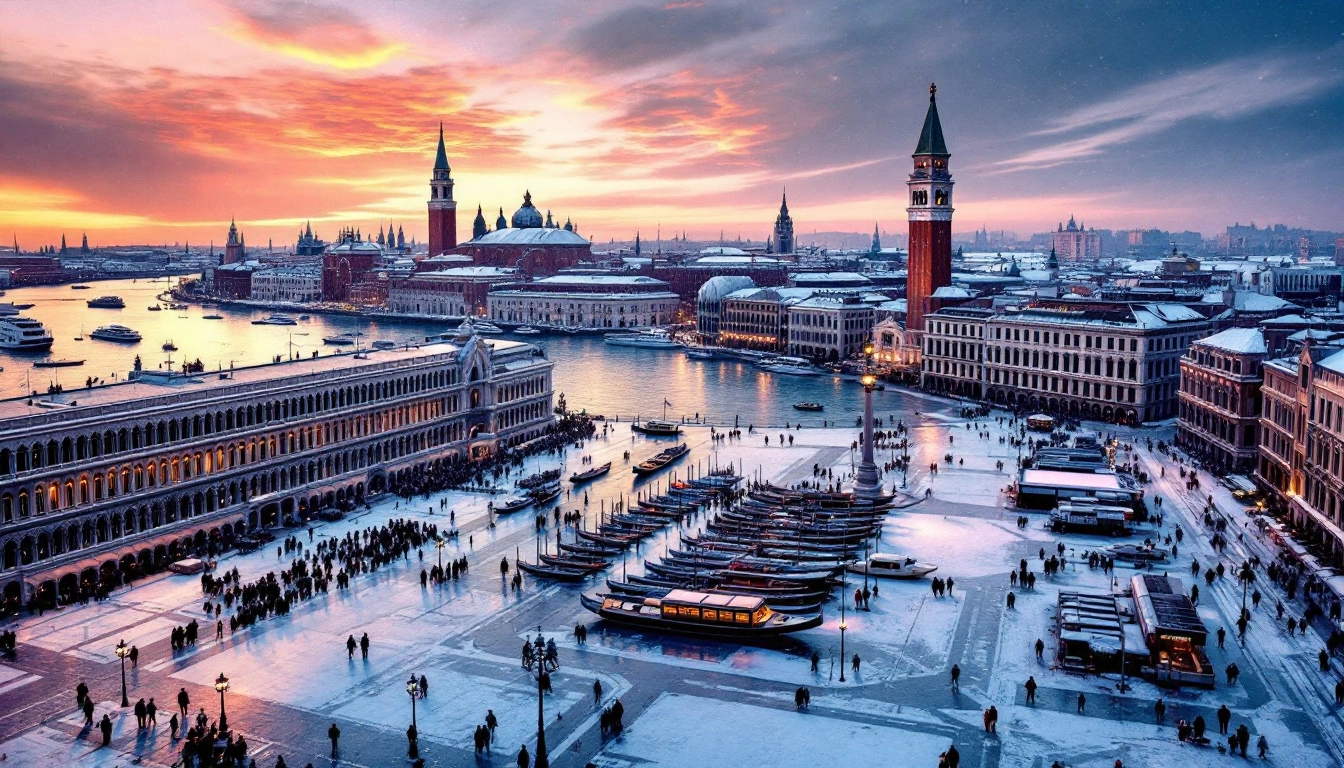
214 672 230 732
406 674 420 758
115 639 130 707
436 537 446 576
522 634 558 768
839 568 848 682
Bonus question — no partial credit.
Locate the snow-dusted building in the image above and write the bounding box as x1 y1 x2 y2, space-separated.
0 337 554 611
696 275 756 343
487 275 679 328
251 266 322 304
922 301 1211 423
1177 327 1266 473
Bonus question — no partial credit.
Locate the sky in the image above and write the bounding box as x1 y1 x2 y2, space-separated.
1 0 1341 249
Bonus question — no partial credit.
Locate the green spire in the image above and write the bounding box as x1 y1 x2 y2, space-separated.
914 83 949 157
433 122 450 171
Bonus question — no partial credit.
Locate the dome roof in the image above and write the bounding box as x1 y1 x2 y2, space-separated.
697 275 757 305
511 191 543 229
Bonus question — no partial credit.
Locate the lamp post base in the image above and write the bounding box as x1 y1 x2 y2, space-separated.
852 461 884 501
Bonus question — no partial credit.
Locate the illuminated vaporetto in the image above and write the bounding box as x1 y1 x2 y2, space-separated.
0 334 553 611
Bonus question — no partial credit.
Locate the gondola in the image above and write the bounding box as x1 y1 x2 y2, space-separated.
517 469 563 489
570 462 612 484
632 443 690 476
530 483 562 506
559 541 623 558
494 496 534 514
518 560 590 582
539 554 610 572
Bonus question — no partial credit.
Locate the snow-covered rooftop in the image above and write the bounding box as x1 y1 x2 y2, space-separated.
1194 327 1266 355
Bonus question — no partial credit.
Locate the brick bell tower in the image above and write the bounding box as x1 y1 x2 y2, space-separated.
905 83 953 334
427 123 457 257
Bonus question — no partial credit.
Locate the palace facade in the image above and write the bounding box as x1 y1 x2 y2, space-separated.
0 336 553 612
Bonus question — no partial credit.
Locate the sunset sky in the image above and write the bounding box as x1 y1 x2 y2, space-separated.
1 1 1341 248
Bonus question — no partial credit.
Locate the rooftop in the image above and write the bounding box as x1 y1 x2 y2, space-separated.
1194 327 1266 355
468 227 589 247
0 340 540 428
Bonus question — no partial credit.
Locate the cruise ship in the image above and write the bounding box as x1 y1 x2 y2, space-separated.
251 313 298 326
603 330 680 349
0 317 54 351
86 296 126 309
757 356 821 376
90 325 142 343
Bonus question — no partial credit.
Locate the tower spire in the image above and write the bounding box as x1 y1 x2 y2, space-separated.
914 82 949 157
434 122 450 171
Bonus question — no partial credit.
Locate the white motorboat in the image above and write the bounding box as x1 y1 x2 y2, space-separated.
684 348 716 360
845 553 938 580
758 356 821 376
0 317 54 351
604 330 680 349
90 324 142 343
513 326 541 335
371 340 397 350
473 321 505 335
251 313 297 326
323 332 362 346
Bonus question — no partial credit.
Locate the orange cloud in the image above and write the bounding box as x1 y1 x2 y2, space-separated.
218 0 406 70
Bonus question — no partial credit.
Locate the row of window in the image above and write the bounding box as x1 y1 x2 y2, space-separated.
0 367 464 476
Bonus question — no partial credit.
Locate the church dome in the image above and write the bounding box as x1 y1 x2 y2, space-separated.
511 191 543 229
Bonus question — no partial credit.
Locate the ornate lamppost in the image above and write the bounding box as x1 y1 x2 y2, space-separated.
406 674 420 758
853 341 884 500
214 673 230 732
115 639 131 707
839 569 848 682
522 634 559 768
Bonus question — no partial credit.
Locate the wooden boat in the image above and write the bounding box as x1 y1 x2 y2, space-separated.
793 402 824 411
570 462 611 484
517 469 563 489
603 579 825 612
529 482 562 505
632 443 690 476
581 588 822 637
493 496 534 514
559 541 623 558
844 553 938 580
33 359 85 368
539 554 609 572
518 560 590 582
630 420 682 436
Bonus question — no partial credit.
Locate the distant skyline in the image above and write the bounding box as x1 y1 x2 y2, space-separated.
1 1 1341 247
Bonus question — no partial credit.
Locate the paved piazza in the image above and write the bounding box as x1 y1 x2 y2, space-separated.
1 400 1341 767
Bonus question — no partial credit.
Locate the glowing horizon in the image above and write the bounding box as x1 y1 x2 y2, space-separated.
1 1 1340 250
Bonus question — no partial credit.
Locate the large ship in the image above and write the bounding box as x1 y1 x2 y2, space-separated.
0 317 54 351
603 330 680 349
90 325 142 343
86 296 126 309
580 588 822 638
251 313 297 326
757 356 821 376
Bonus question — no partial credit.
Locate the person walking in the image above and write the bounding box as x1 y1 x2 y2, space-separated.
360 632 369 660
83 697 95 727
1154 698 1166 723
1216 704 1231 735
944 743 960 768
987 705 997 733
1024 676 1038 705
1336 678 1344 705
1035 638 1045 661
419 675 428 698
852 654 861 674
170 712 179 740
135 698 147 730
1236 723 1250 757
346 634 357 659
178 687 190 718
1257 733 1269 758
950 663 961 691
99 713 113 747
76 681 88 708
517 744 530 768
594 679 603 703
129 645 139 668
486 709 498 742
1077 692 1086 714
147 697 158 727
328 723 340 756
810 651 820 673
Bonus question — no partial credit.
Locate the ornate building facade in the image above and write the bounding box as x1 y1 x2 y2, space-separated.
1176 327 1266 473
0 337 554 613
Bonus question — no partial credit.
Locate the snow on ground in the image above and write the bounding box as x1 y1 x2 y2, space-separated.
0 724 172 768
593 692 951 768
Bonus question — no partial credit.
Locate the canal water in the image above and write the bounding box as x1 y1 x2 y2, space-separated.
0 278 940 427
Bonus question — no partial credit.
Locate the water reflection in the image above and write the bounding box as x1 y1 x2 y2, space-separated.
0 278 931 427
